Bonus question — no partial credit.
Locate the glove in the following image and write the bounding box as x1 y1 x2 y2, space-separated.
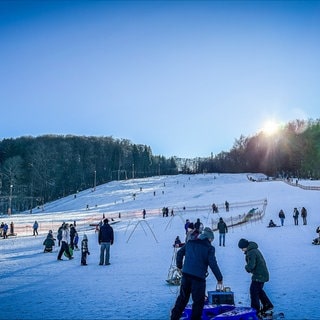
87 252 90 255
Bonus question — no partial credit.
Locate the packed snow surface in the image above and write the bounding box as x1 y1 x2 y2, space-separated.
1 173 320 320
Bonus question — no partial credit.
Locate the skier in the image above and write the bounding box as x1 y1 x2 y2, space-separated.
238 238 273 317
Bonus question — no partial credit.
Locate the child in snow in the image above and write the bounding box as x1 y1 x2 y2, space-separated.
81 234 90 265
43 230 55 252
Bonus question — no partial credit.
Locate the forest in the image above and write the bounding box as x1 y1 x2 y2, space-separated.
197 118 320 179
0 135 177 213
0 118 319 214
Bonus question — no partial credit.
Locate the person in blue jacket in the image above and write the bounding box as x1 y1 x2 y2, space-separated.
171 227 223 320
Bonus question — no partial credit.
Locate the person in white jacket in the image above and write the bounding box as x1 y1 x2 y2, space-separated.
57 223 73 260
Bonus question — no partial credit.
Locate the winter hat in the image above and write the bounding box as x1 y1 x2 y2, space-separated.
199 227 214 240
238 238 249 249
83 234 88 240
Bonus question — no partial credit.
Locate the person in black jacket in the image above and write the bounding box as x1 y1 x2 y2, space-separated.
98 218 114 265
171 227 223 320
217 217 228 246
69 224 77 250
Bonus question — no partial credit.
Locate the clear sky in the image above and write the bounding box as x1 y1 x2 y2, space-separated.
1 1 319 158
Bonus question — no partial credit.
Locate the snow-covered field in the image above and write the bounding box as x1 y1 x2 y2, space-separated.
1 173 320 320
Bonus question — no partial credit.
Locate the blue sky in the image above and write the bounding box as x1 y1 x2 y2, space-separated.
1 1 319 158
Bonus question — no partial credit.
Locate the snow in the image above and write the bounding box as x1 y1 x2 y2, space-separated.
1 173 320 320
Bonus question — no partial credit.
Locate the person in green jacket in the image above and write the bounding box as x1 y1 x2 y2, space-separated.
238 238 273 316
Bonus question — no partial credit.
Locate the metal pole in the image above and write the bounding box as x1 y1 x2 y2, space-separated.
8 184 13 215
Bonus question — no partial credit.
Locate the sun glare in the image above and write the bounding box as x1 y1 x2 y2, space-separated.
262 120 279 136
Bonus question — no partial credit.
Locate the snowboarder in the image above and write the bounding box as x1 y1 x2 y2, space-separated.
81 234 90 265
238 238 273 317
170 227 223 320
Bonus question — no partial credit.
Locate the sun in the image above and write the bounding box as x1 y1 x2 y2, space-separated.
261 120 279 136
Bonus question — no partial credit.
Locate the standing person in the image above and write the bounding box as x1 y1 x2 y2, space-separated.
217 217 228 246
33 221 39 236
69 224 76 250
2 223 8 239
81 234 90 266
74 231 79 250
98 218 114 265
301 207 307 225
142 209 146 219
293 208 299 225
278 210 285 226
170 227 223 320
184 219 190 234
225 201 229 212
57 223 73 260
238 238 273 317
194 218 203 233
57 223 64 246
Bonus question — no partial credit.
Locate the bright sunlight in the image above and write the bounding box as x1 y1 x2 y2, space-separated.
261 120 280 136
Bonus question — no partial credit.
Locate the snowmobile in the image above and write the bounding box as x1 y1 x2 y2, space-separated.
180 287 284 320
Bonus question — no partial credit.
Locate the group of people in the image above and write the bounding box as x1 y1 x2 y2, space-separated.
184 217 228 247
276 207 308 227
171 224 273 320
42 218 114 266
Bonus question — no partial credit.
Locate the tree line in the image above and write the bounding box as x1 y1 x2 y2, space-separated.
1 118 319 214
195 119 320 179
0 135 178 214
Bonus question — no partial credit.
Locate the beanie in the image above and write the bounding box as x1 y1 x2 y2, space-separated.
238 238 249 249
199 227 214 240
